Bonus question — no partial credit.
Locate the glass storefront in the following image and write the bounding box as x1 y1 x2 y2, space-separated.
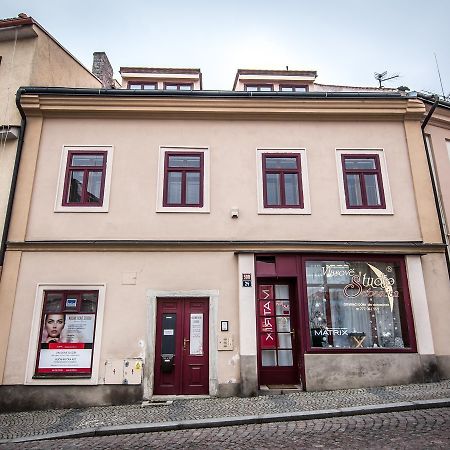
306 259 411 350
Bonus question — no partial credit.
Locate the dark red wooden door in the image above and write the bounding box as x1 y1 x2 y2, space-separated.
154 298 209 395
257 283 300 385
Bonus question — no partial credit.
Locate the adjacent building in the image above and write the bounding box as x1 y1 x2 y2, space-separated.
0 66 449 411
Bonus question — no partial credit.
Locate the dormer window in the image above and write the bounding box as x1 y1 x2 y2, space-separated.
164 83 193 91
127 82 157 90
279 85 307 92
245 84 273 92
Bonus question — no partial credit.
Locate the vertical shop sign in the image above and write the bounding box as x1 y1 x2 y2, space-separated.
190 313 203 355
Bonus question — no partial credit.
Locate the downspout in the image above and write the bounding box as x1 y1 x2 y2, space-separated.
420 96 450 278
0 88 26 271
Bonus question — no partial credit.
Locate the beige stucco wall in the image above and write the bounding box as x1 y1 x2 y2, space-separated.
3 251 240 386
0 140 17 238
426 122 450 235
421 252 450 357
30 27 101 89
26 118 423 242
0 35 35 126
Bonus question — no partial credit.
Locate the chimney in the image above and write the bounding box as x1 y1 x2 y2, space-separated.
92 52 114 89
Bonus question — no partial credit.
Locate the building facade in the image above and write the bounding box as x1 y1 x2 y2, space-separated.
0 70 449 411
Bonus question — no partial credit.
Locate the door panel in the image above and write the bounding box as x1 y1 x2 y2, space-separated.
154 298 209 395
257 282 300 385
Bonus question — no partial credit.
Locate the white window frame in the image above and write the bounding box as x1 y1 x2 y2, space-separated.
256 148 311 215
25 283 106 385
54 145 114 213
335 148 393 215
156 146 210 213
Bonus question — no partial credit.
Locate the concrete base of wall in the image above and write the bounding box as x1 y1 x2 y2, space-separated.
304 353 440 391
218 382 240 397
240 355 258 397
437 355 450 379
0 384 143 413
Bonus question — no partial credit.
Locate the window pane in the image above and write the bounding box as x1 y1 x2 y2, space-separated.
167 172 182 204
276 316 291 332
346 174 363 206
86 171 102 203
45 293 63 312
165 84 178 90
277 333 292 349
293 86 306 92
344 158 376 170
161 314 176 354
129 84 141 89
306 260 408 349
266 157 297 169
67 171 84 203
275 285 289 299
179 84 192 91
143 84 156 90
277 350 293 366
259 86 272 91
365 174 381 206
261 350 277 366
186 172 200 204
280 87 294 92
275 300 290 315
71 155 104 167
284 173 300 205
246 86 258 91
168 155 201 168
81 293 98 313
266 173 281 206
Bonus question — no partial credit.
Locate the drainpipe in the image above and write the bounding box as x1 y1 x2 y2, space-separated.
420 96 450 278
0 88 26 271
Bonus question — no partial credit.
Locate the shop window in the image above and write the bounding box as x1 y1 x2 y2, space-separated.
257 149 311 214
56 146 113 212
245 84 273 92
157 147 210 212
305 259 415 351
336 149 393 215
164 83 193 91
128 82 157 90
34 290 99 378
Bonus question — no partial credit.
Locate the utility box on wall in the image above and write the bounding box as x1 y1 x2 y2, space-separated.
104 359 143 384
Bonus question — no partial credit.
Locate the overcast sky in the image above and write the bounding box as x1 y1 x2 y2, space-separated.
3 0 450 95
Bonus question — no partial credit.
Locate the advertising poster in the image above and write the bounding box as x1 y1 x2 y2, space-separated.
37 313 95 375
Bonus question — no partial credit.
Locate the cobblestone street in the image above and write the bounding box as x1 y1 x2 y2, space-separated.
1 407 449 449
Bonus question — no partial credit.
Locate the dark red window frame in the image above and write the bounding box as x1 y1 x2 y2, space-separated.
279 85 308 92
262 153 304 208
244 84 274 92
127 82 157 90
163 151 204 207
163 82 193 91
341 154 386 209
34 290 98 378
62 151 107 207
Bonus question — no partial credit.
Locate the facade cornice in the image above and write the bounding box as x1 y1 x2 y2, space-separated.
6 240 445 254
19 93 426 121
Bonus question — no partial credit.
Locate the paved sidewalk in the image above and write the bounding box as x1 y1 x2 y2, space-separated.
0 380 449 443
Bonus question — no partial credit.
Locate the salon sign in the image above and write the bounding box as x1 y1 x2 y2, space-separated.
37 314 95 374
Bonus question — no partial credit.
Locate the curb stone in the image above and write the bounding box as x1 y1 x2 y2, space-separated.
2 398 450 444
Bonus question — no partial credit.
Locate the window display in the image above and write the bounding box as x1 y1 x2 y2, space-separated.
306 259 413 350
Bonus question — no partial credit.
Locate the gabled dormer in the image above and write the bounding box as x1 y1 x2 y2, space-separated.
119 67 202 91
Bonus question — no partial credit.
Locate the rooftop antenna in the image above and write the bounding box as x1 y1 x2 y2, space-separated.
374 71 399 88
434 52 446 99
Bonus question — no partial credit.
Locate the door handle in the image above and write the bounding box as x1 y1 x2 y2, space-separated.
183 338 190 351
290 330 295 342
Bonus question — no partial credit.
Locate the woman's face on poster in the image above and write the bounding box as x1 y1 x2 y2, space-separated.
45 314 65 338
